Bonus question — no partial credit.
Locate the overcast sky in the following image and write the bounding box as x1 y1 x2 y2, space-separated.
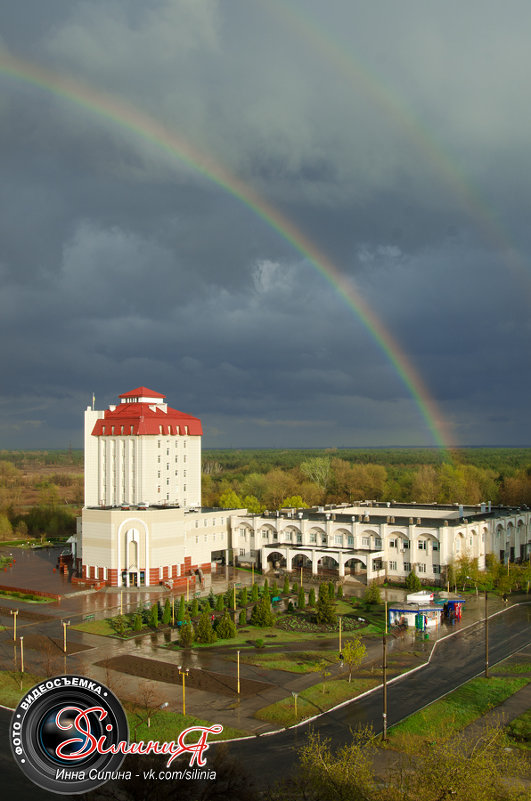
1 1 531 450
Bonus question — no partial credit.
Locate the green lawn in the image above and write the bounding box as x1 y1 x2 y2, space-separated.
491 661 531 674
255 677 379 726
0 671 45 708
506 709 531 750
388 676 530 749
72 618 118 636
232 650 338 673
126 708 247 743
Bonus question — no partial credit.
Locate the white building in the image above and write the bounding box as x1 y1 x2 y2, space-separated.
231 501 531 585
76 387 531 589
77 387 242 588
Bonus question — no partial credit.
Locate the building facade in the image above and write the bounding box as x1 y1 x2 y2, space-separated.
76 387 531 588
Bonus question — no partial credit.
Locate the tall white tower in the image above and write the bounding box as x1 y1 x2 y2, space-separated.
84 387 202 509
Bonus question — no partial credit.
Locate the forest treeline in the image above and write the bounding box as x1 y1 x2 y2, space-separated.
1 449 531 539
201 448 531 511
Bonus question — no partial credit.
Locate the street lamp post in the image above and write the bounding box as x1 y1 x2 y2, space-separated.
62 620 71 654
382 634 388 741
20 636 24 674
338 616 342 653
484 591 489 679
237 650 240 695
178 666 189 716
10 609 18 641
292 691 298 720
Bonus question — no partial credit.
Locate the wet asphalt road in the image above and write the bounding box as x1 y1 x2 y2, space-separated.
217 602 531 787
0 603 529 799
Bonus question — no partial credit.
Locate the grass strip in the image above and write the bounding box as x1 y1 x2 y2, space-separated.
255 677 379 727
126 709 247 743
388 675 529 749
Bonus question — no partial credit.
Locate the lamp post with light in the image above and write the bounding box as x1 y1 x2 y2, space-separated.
178 666 189 716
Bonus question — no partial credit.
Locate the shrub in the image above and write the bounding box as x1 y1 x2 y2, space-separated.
239 586 248 607
328 581 335 599
251 583 259 602
195 610 217 643
215 594 225 612
133 614 143 632
250 596 275 627
364 583 381 605
283 575 290 594
162 599 171 625
405 569 421 592
309 587 316 606
179 623 194 648
255 638 264 649
216 610 237 640
298 586 305 609
177 596 186 622
239 609 246 626
149 604 159 629
314 594 337 626
336 585 343 599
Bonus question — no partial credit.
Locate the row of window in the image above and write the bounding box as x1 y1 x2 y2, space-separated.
195 518 226 528
388 561 441 574
158 440 187 448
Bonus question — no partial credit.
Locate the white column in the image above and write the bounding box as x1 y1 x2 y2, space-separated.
312 550 319 575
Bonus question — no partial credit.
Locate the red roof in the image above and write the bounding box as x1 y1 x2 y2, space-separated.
119 387 166 399
92 401 202 437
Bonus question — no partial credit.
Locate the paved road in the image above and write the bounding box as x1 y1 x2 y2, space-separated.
218 602 531 788
1 603 529 799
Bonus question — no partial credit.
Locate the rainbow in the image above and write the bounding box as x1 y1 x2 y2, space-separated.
0 50 454 450
267 0 531 296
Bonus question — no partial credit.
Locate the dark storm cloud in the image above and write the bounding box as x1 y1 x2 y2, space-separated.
1 0 531 448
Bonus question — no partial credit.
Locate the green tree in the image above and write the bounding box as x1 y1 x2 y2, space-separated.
215 594 225 612
239 586 248 606
251 583 259 602
271 579 278 596
177 596 186 622
300 457 331 490
216 610 237 640
179 622 194 648
133 613 143 632
283 575 290 594
405 569 421 592
297 586 305 609
308 587 316 606
218 489 243 508
364 583 381 605
0 514 13 541
241 495 265 514
191 598 199 617
149 603 159 629
239 609 246 626
340 636 366 682
162 599 171 625
281 495 309 509
315 592 337 625
250 596 275 627
336 585 343 599
328 581 335 599
195 610 217 643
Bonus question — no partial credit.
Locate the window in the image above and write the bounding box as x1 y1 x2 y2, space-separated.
418 563 426 573
184 455 187 463
389 539 397 548
204 535 207 542
418 540 426 550
347 536 354 546
158 440 161 448
403 540 410 549
183 470 187 477
158 455 161 463
166 463 169 470
184 441 187 448
310 532 317 543
239 549 245 556
388 561 397 570
158 471 161 478
433 565 441 574
362 537 370 547
195 521 198 528
240 528 247 539
166 479 169 485
195 536 198 544
184 484 186 491
404 562 411 572
296 533 302 543
432 541 439 551
285 531 292 541
335 535 342 545
375 538 382 549
175 456 178 462
175 470 178 476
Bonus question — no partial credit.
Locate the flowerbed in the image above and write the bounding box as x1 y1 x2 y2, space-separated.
276 613 363 634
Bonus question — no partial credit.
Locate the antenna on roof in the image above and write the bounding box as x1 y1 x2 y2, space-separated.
92 393 95 411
